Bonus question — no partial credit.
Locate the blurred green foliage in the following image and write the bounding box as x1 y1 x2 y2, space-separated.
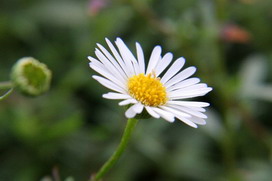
1 0 272 180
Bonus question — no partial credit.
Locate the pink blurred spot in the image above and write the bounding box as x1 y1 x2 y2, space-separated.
88 0 108 16
220 24 251 44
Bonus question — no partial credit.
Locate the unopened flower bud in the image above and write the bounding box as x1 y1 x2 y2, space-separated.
11 57 52 96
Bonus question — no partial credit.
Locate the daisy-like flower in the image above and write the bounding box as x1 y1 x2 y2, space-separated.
88 38 212 128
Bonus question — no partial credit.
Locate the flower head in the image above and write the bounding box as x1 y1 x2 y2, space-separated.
11 57 52 96
88 38 212 128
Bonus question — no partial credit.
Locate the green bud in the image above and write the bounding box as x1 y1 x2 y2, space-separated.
11 57 52 96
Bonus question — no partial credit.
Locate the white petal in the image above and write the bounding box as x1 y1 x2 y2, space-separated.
95 49 127 82
115 38 138 64
92 75 126 93
102 92 131 99
168 104 208 119
189 106 206 112
125 106 137 118
165 67 196 88
159 106 192 118
89 57 105 69
118 99 138 106
94 49 127 84
146 46 162 74
115 38 136 76
154 53 173 77
160 57 185 84
96 43 127 81
136 42 145 74
169 84 212 98
145 106 160 118
95 48 125 79
169 87 213 99
167 78 200 91
175 115 198 128
88 56 97 62
168 101 210 107
152 107 175 122
132 60 141 75
90 63 126 90
89 59 104 72
105 38 130 78
175 83 208 91
190 116 206 125
132 103 144 114
169 89 205 98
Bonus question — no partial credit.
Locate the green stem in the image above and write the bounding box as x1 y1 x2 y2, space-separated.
0 88 14 101
91 118 139 181
0 81 14 101
0 81 13 89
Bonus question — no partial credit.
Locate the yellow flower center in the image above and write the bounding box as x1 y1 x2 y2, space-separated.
128 72 168 106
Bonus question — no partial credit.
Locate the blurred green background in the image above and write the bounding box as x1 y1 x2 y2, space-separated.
1 0 272 180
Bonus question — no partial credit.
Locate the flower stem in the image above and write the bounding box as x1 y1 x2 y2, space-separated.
0 81 14 101
0 88 14 101
91 118 139 181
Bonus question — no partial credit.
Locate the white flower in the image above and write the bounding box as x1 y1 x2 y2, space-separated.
88 38 212 128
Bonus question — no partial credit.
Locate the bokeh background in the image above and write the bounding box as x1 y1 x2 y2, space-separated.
1 0 272 180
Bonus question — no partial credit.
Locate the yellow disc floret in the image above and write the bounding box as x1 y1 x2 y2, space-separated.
128 72 168 106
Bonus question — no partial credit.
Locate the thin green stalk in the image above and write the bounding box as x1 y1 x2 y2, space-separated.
0 88 13 101
0 81 14 101
91 118 138 181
